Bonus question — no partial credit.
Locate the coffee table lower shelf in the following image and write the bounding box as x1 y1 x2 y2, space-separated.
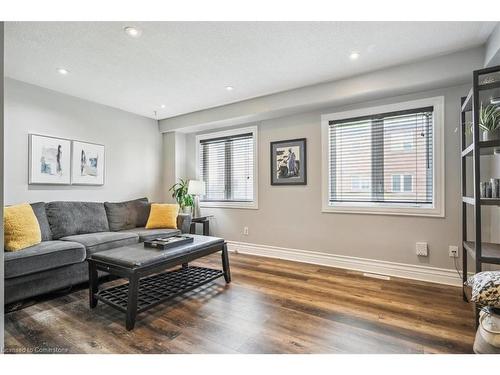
96 266 224 314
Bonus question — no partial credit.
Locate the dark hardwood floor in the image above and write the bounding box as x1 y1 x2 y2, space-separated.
4 252 475 353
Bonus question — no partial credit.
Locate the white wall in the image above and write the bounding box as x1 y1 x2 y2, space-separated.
485 23 500 67
161 131 187 202
4 78 163 204
184 84 470 271
162 132 177 203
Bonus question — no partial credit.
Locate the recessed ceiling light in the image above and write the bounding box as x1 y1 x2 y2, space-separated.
56 68 69 75
160 104 166 108
124 26 142 38
225 86 234 91
349 52 360 60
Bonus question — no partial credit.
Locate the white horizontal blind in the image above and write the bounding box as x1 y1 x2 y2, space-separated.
328 107 433 207
199 132 254 202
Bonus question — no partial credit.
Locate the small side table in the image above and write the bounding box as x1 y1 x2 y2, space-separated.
190 216 213 236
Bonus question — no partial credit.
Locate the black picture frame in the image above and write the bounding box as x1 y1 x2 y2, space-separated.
270 138 307 185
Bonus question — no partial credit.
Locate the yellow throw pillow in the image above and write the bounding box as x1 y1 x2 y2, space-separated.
4 203 42 252
145 203 179 229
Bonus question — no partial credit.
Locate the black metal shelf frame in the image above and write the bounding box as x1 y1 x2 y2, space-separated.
460 65 500 305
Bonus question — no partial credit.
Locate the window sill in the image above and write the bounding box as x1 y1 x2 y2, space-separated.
322 204 444 218
200 201 258 210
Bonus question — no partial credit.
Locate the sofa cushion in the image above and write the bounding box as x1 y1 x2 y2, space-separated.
4 240 86 279
136 200 151 227
46 201 110 239
120 227 181 242
5 262 89 304
60 231 139 256
4 203 42 252
104 197 149 231
30 202 52 241
146 203 179 229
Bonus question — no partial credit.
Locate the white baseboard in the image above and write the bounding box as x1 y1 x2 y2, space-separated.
226 241 465 287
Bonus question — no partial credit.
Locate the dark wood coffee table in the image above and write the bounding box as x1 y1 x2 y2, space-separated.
87 234 230 330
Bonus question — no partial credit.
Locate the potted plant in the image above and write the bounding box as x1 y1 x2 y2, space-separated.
479 103 500 141
169 178 194 214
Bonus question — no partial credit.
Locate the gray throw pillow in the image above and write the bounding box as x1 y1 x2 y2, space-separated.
135 200 151 227
30 202 53 241
104 198 150 231
46 201 110 239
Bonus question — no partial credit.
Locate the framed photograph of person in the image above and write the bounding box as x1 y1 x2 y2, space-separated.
28 134 72 185
71 140 105 185
270 138 307 185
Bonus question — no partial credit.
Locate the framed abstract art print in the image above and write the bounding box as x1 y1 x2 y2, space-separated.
29 134 71 185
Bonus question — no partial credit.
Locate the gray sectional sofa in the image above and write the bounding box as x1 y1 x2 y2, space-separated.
4 198 191 304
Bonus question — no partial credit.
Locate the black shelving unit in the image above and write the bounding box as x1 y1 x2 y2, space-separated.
460 65 500 302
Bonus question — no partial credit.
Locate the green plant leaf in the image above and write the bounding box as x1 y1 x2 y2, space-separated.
479 103 500 132
168 178 195 208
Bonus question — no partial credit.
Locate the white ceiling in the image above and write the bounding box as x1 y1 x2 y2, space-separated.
5 21 498 120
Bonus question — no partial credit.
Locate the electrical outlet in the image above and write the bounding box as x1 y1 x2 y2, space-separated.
243 226 249 235
416 242 428 256
449 245 459 258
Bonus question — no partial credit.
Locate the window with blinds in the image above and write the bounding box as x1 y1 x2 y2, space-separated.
327 106 434 208
198 131 255 203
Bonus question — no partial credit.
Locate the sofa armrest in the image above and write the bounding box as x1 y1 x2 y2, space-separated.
177 213 192 234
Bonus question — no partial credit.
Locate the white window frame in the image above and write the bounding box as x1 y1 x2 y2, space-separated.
321 96 445 217
196 125 258 210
